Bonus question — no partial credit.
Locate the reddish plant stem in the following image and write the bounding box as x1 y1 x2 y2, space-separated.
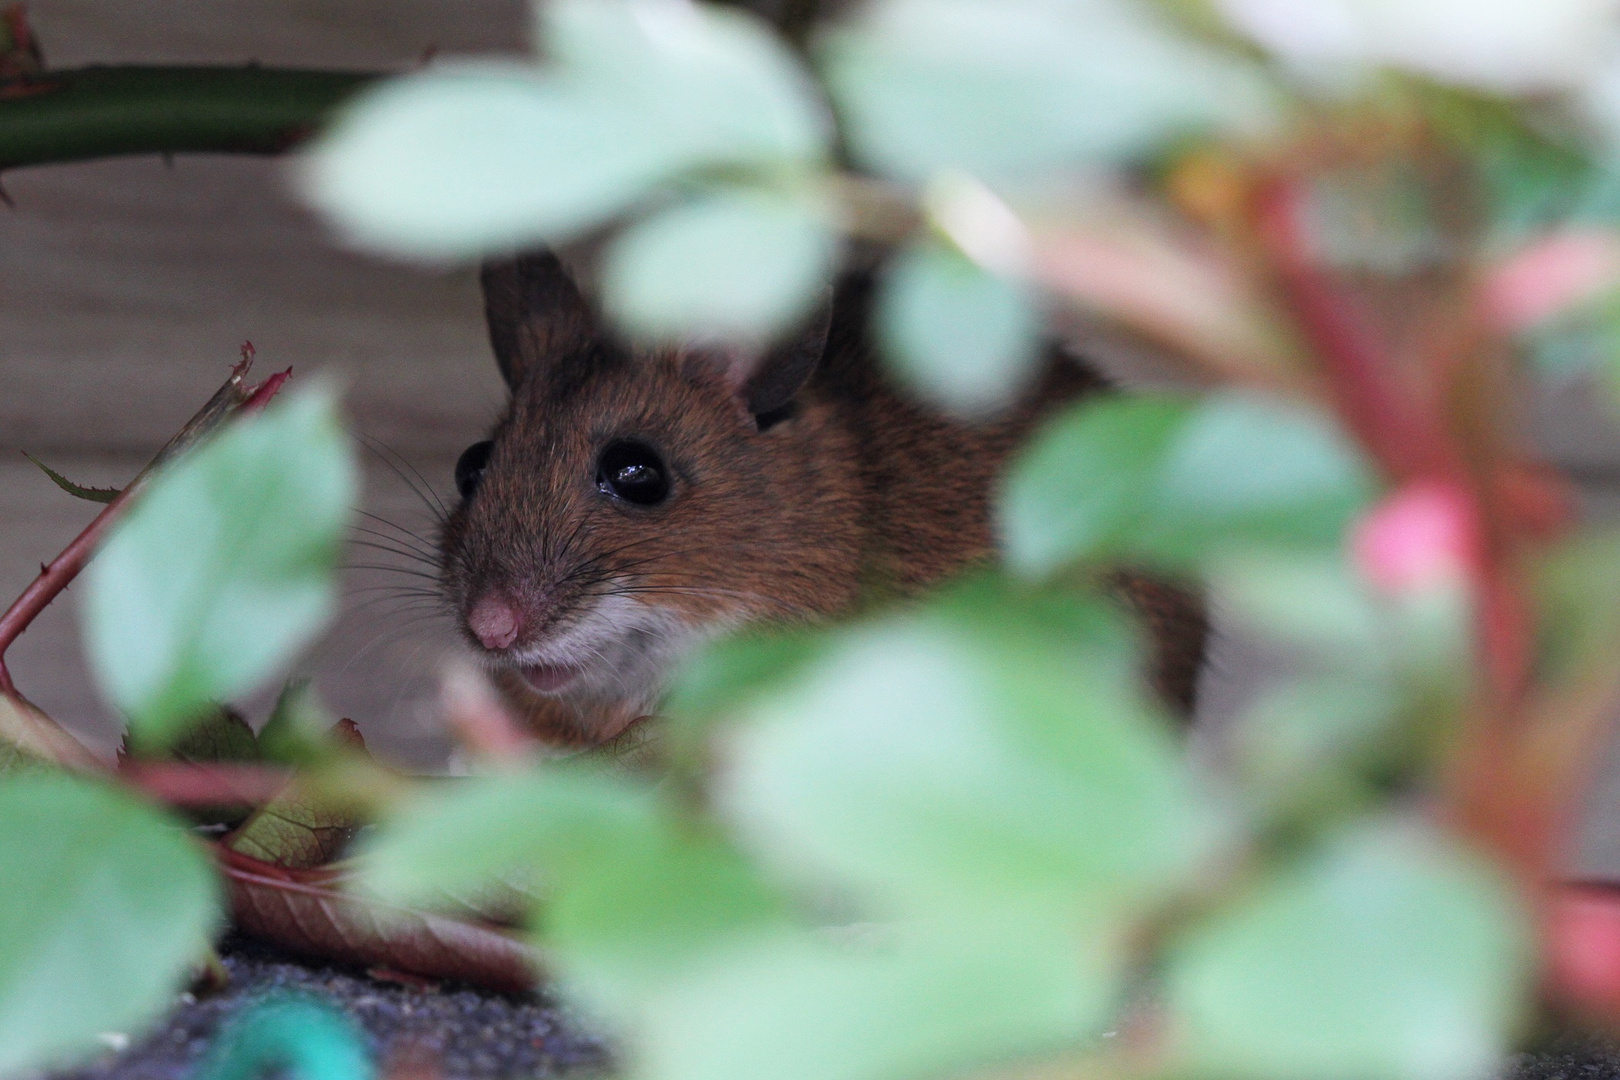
1254 181 1469 485
119 761 294 807
0 484 138 697
1254 178 1549 872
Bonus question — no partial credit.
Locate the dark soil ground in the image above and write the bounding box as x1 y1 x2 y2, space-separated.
55 936 609 1080
52 935 1620 1080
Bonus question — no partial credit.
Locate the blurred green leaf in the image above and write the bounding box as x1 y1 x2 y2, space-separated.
544 0 826 164
1001 396 1189 575
0 772 221 1074
666 629 830 724
719 601 1209 922
301 63 676 259
820 0 1267 182
1003 393 1373 576
636 920 1114 1080
1208 553 1387 656
603 188 838 342
1165 819 1529 1080
360 765 787 1015
302 0 826 259
878 242 1043 414
83 386 355 746
1534 531 1620 680
1227 674 1400 814
1419 83 1618 241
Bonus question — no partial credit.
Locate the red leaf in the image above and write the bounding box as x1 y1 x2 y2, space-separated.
216 846 542 994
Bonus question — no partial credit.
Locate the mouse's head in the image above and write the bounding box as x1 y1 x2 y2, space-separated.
439 252 863 742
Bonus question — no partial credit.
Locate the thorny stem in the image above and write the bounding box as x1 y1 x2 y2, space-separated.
0 64 376 171
0 349 275 699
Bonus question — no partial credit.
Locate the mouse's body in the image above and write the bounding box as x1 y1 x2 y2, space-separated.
438 252 1203 747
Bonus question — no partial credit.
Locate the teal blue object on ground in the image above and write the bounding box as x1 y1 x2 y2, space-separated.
194 993 374 1080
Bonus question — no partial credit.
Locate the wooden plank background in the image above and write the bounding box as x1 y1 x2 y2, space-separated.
7 0 1620 869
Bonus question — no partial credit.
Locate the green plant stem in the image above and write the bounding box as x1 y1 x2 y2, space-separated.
0 65 378 171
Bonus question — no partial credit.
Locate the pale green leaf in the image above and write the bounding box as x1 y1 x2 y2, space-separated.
635 921 1115 1080
719 605 1208 921
360 765 787 1015
1001 396 1190 575
544 0 828 166
82 386 355 745
603 188 838 342
1165 819 1530 1080
820 0 1269 182
300 64 685 259
302 1 827 259
0 772 221 1074
878 243 1043 413
1002 393 1373 576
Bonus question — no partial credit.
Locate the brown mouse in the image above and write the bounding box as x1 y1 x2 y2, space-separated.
438 251 1205 747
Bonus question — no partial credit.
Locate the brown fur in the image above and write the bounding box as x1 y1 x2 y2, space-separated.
440 253 1205 745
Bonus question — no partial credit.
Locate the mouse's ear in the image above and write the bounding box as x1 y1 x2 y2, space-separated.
726 297 834 428
481 252 595 389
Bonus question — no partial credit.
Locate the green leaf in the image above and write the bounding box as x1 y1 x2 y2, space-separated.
170 707 262 765
635 921 1115 1080
819 0 1268 182
23 452 121 503
719 599 1208 922
878 242 1043 414
1226 674 1401 815
82 386 356 746
1207 553 1388 656
1002 392 1374 576
1001 396 1190 574
603 188 837 343
666 629 830 724
226 789 361 869
0 695 101 775
1165 819 1530 1080
0 771 221 1073
544 0 826 166
301 63 684 259
360 765 787 1015
301 0 826 259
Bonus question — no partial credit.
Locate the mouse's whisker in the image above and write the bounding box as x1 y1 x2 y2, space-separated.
347 524 439 564
345 537 441 568
358 434 451 524
343 562 443 582
352 508 440 550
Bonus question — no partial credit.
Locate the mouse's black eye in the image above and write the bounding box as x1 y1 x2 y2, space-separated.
597 441 670 507
455 441 493 499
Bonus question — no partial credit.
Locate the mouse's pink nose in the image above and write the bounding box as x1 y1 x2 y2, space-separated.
467 594 522 651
